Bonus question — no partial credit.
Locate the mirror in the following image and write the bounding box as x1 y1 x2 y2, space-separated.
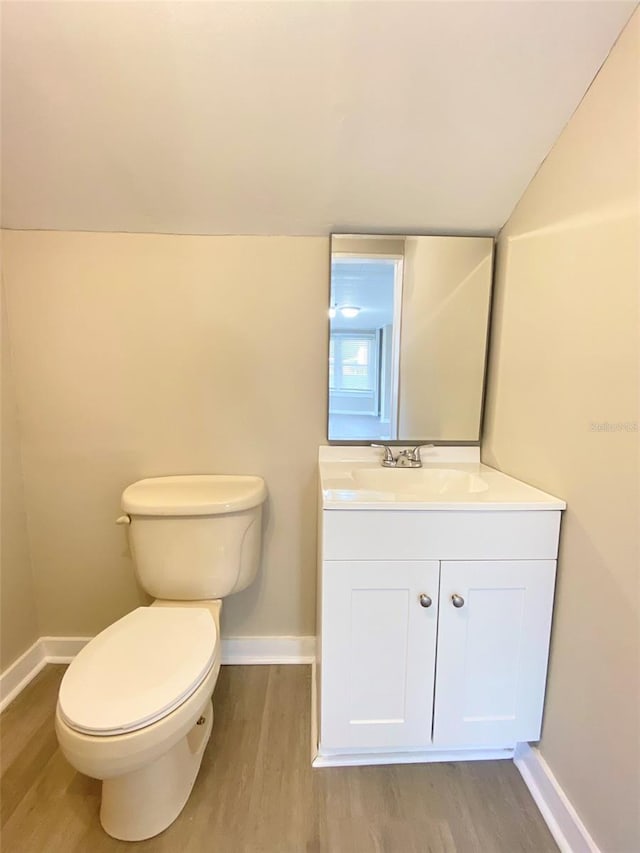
328 234 494 442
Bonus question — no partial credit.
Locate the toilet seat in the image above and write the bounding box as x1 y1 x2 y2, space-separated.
58 607 218 736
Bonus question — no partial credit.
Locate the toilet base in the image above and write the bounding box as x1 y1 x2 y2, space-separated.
100 699 214 841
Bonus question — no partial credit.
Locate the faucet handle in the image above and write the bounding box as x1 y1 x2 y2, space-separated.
406 444 434 462
371 443 395 465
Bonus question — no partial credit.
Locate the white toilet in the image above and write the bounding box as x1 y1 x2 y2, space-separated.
55 474 267 841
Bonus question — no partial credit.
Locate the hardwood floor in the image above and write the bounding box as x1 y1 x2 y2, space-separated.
0 664 557 852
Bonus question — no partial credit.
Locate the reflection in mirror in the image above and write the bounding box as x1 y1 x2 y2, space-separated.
328 235 494 443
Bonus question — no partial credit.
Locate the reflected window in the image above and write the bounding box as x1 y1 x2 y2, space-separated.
330 333 377 395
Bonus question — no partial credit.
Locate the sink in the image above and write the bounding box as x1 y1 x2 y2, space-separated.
319 447 566 511
351 467 489 495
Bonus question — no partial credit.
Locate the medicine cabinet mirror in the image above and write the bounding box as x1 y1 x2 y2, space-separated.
328 234 494 443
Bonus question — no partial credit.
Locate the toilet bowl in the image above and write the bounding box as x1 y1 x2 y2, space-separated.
56 475 266 841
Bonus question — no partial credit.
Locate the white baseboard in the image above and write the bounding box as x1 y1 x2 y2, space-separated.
310 659 319 765
313 747 514 768
221 635 315 665
514 743 601 853
39 636 93 663
1 634 316 712
0 640 48 712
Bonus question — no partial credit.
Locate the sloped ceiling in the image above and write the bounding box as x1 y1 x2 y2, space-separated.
1 1 636 236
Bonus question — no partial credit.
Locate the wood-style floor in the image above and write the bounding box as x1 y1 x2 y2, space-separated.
1 664 557 853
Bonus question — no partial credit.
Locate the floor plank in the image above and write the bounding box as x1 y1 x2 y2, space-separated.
0 664 557 852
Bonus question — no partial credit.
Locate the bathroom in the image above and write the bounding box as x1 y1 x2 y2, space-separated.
0 1 638 851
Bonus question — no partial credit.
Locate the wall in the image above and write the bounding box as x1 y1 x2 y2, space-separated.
482 12 639 852
1 232 328 640
1 270 40 669
399 236 493 440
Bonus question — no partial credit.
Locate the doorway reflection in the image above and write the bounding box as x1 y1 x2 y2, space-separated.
328 254 402 440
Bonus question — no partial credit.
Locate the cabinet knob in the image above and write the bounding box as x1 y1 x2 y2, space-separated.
451 594 465 608
418 593 432 608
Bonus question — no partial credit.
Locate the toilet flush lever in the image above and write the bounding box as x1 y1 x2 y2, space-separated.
116 515 131 525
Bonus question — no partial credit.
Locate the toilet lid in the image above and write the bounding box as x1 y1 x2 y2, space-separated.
58 607 218 736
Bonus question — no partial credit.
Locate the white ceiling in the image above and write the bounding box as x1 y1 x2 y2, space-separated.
331 258 396 331
1 1 636 236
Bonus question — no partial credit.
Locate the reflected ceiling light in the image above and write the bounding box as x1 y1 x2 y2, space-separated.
328 306 336 319
340 306 361 319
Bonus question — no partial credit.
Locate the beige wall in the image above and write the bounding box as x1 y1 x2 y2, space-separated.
332 236 406 256
482 12 639 852
2 233 328 640
399 236 493 440
1 271 40 669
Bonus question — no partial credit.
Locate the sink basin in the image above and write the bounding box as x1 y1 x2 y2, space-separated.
319 447 567 510
351 467 489 495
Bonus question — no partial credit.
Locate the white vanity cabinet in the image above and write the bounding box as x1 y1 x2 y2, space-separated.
321 560 440 750
433 559 556 748
316 507 562 763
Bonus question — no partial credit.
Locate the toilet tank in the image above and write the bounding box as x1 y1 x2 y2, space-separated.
120 476 267 601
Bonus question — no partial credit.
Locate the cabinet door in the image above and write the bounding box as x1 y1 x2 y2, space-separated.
433 560 556 748
321 560 439 750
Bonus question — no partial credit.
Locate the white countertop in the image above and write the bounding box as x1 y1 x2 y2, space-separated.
319 446 566 511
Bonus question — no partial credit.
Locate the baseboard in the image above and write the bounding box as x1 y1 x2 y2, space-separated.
0 640 48 712
39 636 93 663
514 743 601 853
221 635 316 665
0 635 99 711
313 747 514 768
1 634 316 712
310 658 319 764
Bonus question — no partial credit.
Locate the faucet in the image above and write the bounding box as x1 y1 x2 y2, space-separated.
371 444 396 467
371 444 434 468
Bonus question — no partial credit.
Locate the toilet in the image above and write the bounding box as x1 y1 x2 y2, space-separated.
55 474 267 841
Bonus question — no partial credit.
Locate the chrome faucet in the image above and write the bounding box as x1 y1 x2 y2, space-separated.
371 443 396 467
396 445 434 467
371 444 434 468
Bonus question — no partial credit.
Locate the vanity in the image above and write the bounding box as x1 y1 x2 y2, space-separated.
313 446 565 767
316 234 565 767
